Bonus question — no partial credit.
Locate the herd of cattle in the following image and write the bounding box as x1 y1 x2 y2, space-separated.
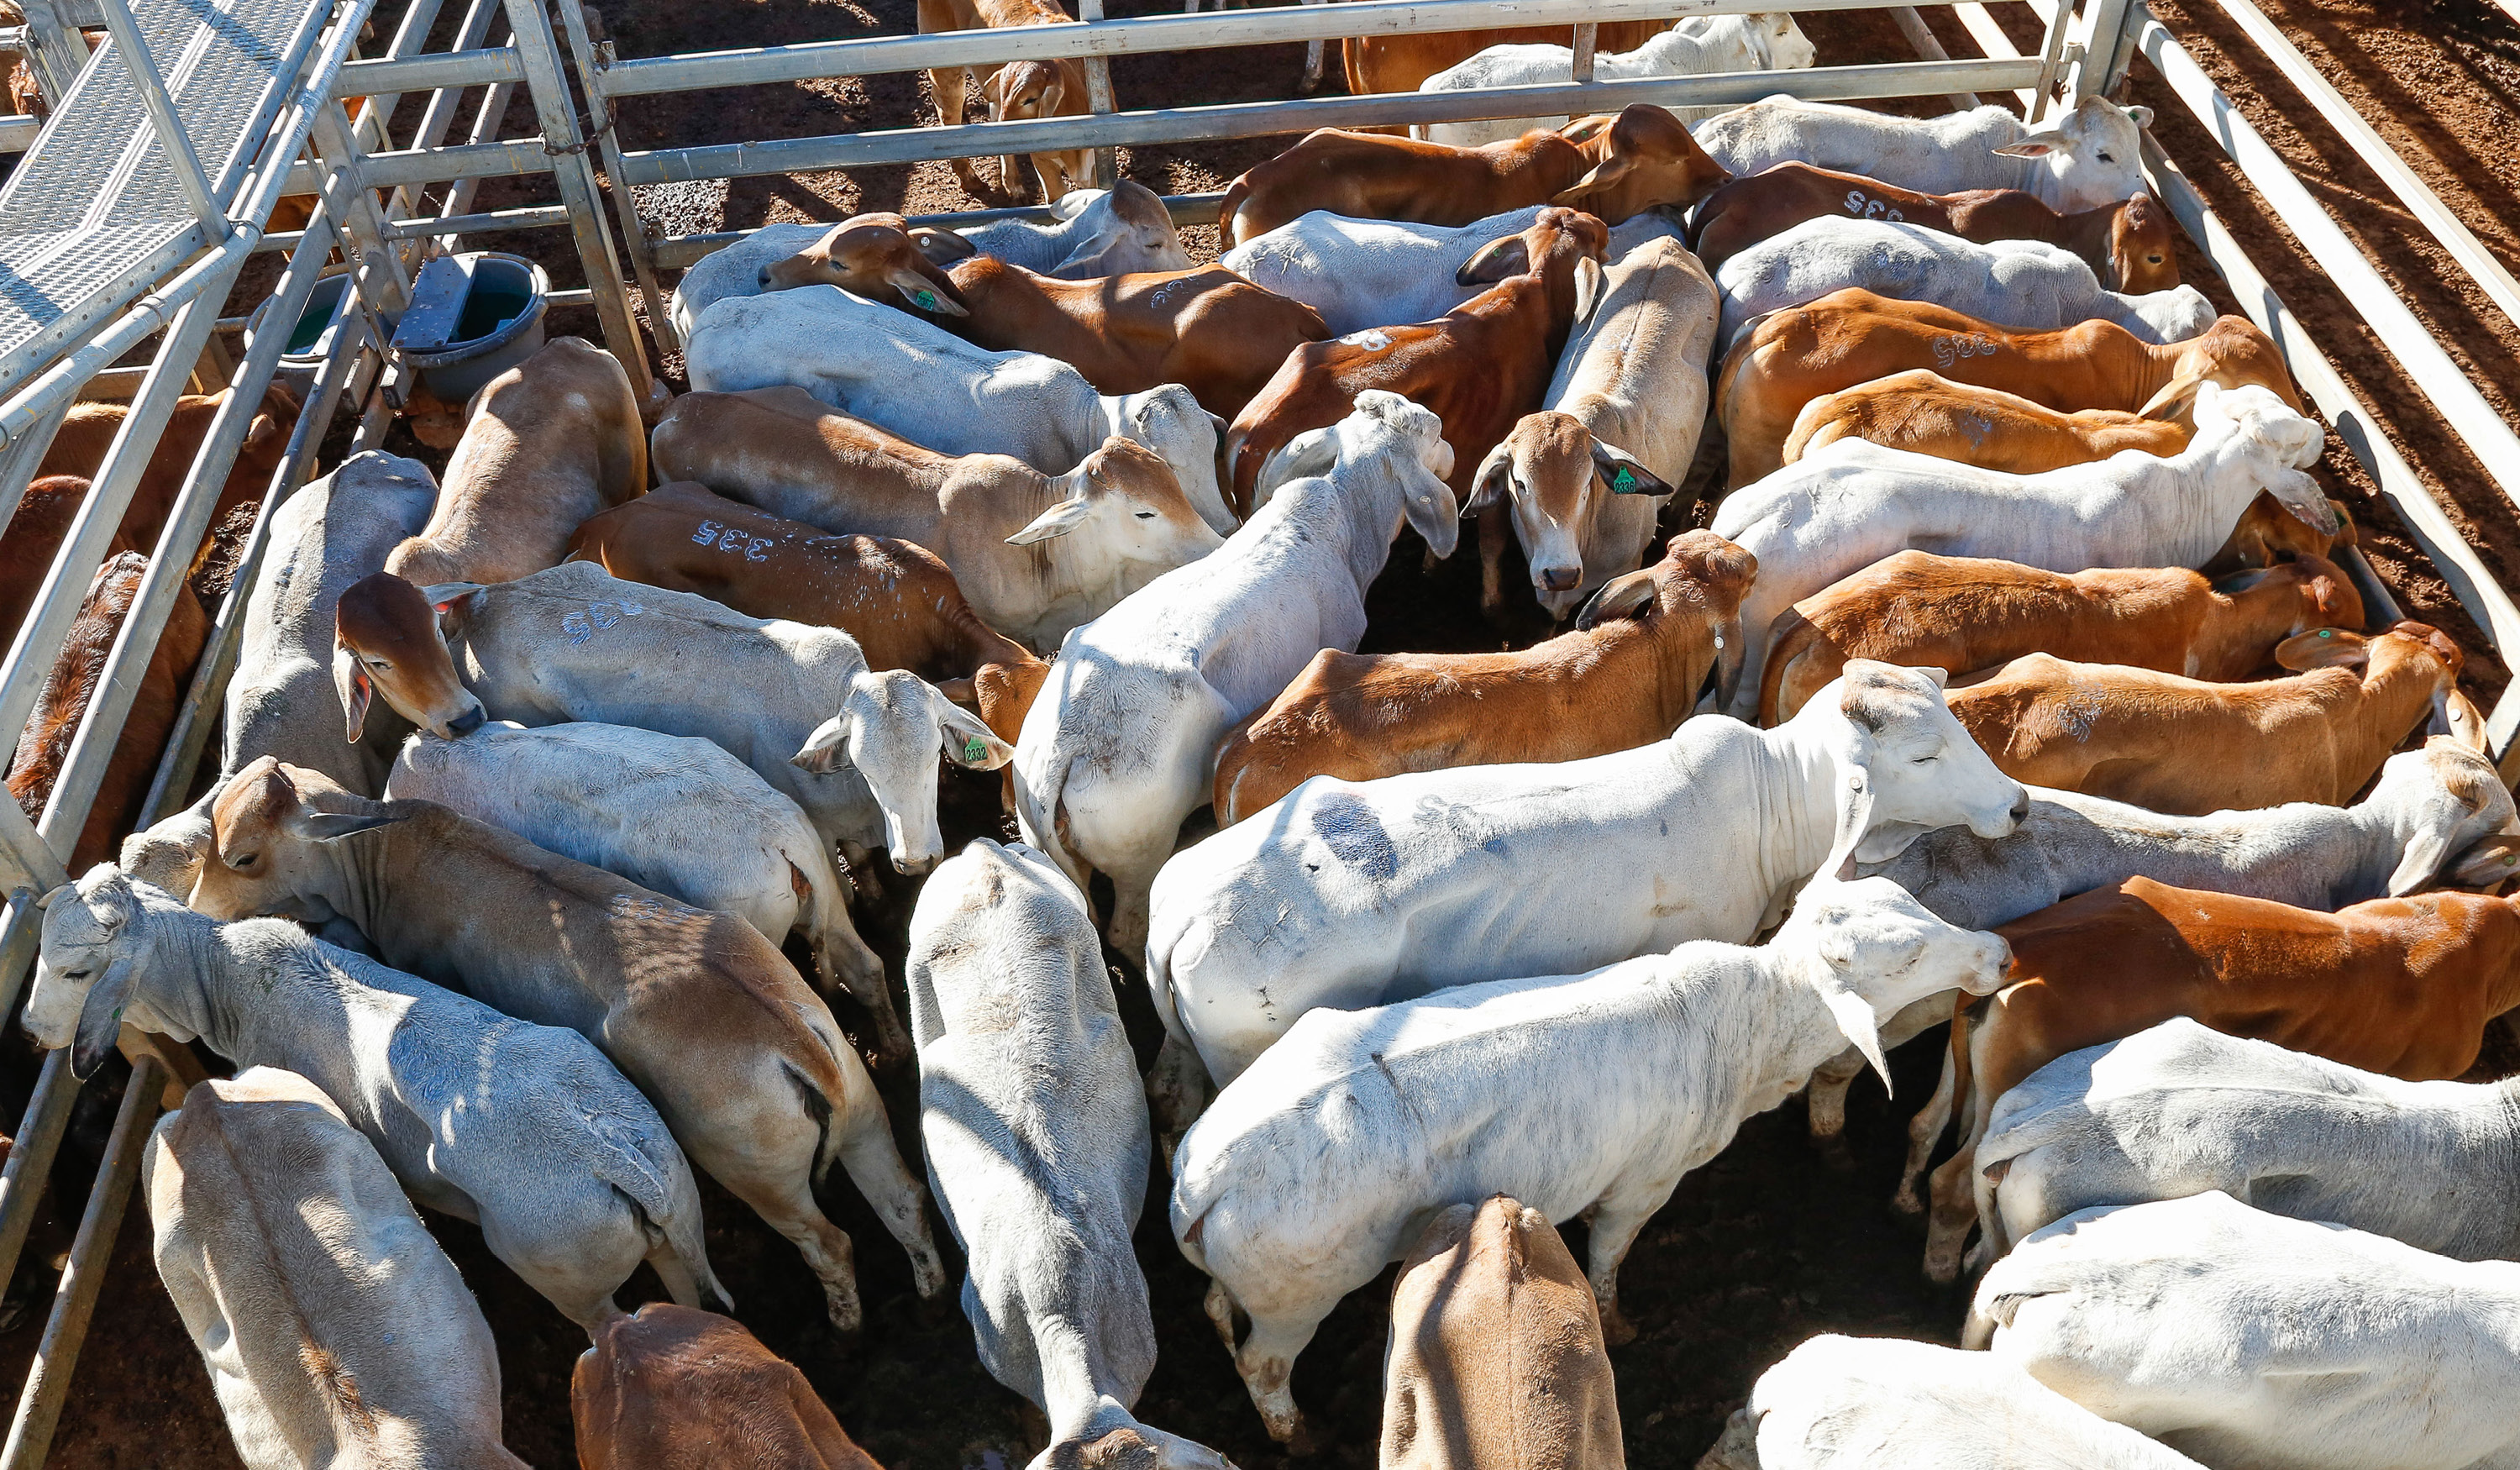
8 35 2520 1470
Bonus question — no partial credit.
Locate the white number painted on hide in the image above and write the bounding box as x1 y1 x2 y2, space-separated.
1841 189 1906 223
1930 333 1998 371
691 519 773 563
561 598 647 644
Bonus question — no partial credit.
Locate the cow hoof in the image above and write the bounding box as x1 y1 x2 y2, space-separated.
1599 1302 1639 1347
1281 1415 1321 1457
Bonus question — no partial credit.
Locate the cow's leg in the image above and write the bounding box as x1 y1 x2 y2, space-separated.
1203 1276 1243 1355
1894 1050 1960 1216
1922 1132 1982 1285
1477 505 1509 618
1147 1032 1216 1170
1234 1305 1334 1452
647 1242 704 1310
1803 1045 1864 1170
1582 1188 1666 1347
832 1091 948 1300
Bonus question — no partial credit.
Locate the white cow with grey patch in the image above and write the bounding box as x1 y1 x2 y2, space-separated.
387 562 1012 878
1975 1192 2520 1470
1221 206 1683 336
1692 97 2155 213
386 720 895 1051
1171 876 2011 1448
666 182 1191 339
1979 1020 2520 1268
1696 1335 2208 1470
685 284 1231 533
144 1067 530 1470
1144 662 2028 1130
1012 391 1462 956
1712 382 2332 720
1714 218 2214 346
33 867 722 1333
907 840 1236 1470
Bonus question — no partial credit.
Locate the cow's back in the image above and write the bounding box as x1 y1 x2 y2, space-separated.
229 452 438 791
575 1305 879 1470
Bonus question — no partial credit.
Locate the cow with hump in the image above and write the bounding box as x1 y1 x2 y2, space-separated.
184 756 944 1333
908 840 1237 1470
1013 390 1460 958
1169 874 2010 1449
1145 659 2026 1146
140 1068 530 1470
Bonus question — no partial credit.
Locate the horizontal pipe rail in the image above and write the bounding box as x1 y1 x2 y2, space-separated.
332 42 524 94
593 0 1872 93
615 57 2041 186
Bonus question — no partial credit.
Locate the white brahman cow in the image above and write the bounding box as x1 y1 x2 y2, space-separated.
1713 218 2214 346
1712 381 2331 719
1170 875 2010 1449
1975 1192 2520 1470
1012 391 1461 956
906 840 1236 1470
1692 96 2155 213
1422 13 1817 144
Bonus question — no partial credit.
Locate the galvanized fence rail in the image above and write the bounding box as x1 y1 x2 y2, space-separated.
0 0 2516 1461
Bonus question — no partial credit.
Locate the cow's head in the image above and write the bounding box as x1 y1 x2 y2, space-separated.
792 669 1012 875
759 218 971 319
1553 104 1730 221
1572 530 1758 704
1742 11 1815 71
1008 434 1226 580
2188 381 2334 536
1781 875 2012 1089
336 571 487 741
1989 96 2152 213
190 757 407 926
1809 660 2028 877
1260 391 1461 558
24 864 195 1079
2357 737 2520 896
1469 411 1685 618
1037 179 1192 276
2106 192 2178 294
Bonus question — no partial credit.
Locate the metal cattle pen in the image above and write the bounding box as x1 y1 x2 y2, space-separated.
0 0 2511 1457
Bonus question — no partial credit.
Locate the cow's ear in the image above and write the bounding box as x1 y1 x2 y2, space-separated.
331 644 371 743
296 809 408 843
1456 234 1530 286
1592 438 1672 497
419 584 483 639
71 958 137 1080
1006 496 1095 545
910 227 979 264
2275 627 2369 672
937 701 1015 770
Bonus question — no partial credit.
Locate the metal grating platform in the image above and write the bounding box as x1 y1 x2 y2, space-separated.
0 0 333 396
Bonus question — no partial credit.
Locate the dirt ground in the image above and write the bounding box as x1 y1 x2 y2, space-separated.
19 0 2520 1466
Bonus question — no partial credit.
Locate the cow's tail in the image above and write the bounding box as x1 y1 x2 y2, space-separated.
592 1111 733 1315
1215 174 1254 249
1013 741 1093 900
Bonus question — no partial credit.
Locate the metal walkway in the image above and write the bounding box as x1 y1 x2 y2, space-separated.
0 0 332 395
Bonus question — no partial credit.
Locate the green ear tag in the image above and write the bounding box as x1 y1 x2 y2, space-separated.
1611 466 1637 492
915 290 941 310
963 736 988 763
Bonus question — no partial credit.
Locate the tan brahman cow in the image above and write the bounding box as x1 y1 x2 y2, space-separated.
386 337 648 586
187 758 944 1335
575 1305 881 1470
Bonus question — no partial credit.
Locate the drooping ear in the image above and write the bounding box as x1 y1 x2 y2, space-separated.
1575 568 1656 630
2125 104 2155 129
2275 627 2370 672
418 584 483 640
2267 469 2339 535
1257 426 1343 494
2390 819 2465 898
2445 832 2520 891
889 266 968 317
1813 969 1893 1094
1456 234 1532 286
1990 129 2066 159
295 809 409 843
1463 443 1515 517
2134 371 2206 424
1824 755 1877 880
71 956 137 1080
1714 608 1747 711
1551 154 1635 207
1592 438 1673 497
791 713 852 774
34 882 69 911
1006 495 1095 545
937 700 1016 770
1572 254 1606 325
910 226 979 264
332 644 371 743
1038 77 1067 118
2432 687 2487 754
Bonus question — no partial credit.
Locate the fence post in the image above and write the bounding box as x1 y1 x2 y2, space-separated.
551 0 682 357
1075 0 1117 191
2071 0 2141 101
501 0 657 406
